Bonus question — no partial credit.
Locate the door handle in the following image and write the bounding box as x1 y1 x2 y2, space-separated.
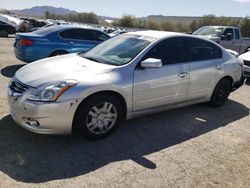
178 72 188 78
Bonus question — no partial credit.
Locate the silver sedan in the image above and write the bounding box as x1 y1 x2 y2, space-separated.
8 31 244 139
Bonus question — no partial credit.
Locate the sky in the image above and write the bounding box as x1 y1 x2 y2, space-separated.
0 0 250 18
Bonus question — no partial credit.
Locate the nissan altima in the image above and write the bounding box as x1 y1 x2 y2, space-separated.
8 31 245 139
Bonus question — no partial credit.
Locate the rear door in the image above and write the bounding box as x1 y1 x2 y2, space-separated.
133 37 190 111
186 37 224 100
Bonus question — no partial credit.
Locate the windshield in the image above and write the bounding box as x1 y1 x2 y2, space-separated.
193 26 224 37
80 34 155 66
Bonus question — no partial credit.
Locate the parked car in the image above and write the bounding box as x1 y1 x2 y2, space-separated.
14 25 110 62
193 26 250 54
109 29 128 37
8 31 244 139
0 20 17 37
18 18 47 32
239 51 250 77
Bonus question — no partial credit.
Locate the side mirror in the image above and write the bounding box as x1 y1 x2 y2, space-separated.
141 58 162 68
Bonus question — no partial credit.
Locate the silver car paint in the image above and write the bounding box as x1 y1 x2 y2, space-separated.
8 31 243 135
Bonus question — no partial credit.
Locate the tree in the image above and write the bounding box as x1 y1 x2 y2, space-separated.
240 17 250 37
44 11 50 19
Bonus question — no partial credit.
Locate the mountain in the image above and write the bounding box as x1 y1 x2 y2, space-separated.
12 6 78 17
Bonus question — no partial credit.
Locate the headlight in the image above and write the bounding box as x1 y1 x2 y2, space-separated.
27 80 78 102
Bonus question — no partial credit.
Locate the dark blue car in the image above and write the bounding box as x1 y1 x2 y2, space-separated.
14 25 110 63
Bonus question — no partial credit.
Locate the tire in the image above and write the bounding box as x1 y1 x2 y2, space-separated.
0 29 8 37
49 50 68 57
73 94 123 139
210 78 232 107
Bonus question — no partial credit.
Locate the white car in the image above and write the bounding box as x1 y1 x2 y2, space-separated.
239 51 250 77
8 31 245 139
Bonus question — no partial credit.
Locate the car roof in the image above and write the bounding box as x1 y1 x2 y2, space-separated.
126 30 188 39
200 25 239 29
32 25 105 35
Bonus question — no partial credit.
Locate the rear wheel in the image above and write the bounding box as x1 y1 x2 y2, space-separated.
210 78 232 107
73 94 122 139
0 29 8 37
49 50 68 57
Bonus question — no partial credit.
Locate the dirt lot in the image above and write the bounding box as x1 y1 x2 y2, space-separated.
0 36 250 188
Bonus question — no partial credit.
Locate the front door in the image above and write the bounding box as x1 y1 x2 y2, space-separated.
133 37 189 111
220 28 238 52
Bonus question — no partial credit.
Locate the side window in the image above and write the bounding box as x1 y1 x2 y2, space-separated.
223 28 234 40
91 30 109 41
142 37 187 65
234 29 240 40
59 29 93 40
59 29 78 39
188 38 222 61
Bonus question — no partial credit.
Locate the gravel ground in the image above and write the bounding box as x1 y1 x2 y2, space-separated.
0 36 250 188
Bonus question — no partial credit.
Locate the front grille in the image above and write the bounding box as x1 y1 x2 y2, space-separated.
9 79 30 95
243 60 250 66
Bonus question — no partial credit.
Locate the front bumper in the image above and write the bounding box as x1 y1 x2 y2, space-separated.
14 46 41 63
7 87 81 135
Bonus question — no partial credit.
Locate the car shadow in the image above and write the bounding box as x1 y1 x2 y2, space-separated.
1 64 25 78
0 100 248 183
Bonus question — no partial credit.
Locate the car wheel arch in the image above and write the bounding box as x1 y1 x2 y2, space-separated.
49 49 69 57
74 90 128 121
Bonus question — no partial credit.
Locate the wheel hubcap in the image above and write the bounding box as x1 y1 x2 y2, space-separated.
86 102 117 135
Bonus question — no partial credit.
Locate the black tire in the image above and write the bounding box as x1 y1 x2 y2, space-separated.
49 50 68 57
73 94 123 140
0 29 8 37
210 78 232 107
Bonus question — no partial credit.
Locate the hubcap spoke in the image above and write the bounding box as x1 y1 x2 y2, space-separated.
88 111 98 118
93 106 100 114
86 102 117 135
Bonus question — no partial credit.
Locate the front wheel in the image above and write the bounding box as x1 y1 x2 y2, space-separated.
210 78 232 107
73 94 123 139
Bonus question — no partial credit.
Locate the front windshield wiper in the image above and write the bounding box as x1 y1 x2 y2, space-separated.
82 55 103 64
79 53 119 66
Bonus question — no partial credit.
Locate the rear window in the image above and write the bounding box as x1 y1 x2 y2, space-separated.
235 29 240 40
32 25 59 35
188 37 222 61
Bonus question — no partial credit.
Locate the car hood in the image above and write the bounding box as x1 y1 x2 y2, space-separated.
239 51 250 60
15 53 116 87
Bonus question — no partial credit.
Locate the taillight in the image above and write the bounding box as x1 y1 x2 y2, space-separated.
20 39 33 46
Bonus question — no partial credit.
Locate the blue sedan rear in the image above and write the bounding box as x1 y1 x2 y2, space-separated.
14 25 110 63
